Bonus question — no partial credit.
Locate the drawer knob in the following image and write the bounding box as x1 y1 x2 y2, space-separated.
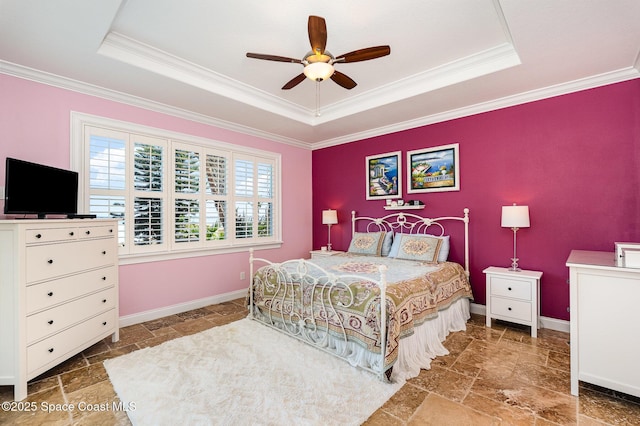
508 307 512 311
508 287 512 291
48 320 54 325
47 259 54 264
69 231 74 236
102 321 107 326
102 250 107 255
102 276 107 281
35 233 42 239
48 348 54 353
86 230 91 235
102 299 107 303
109 229 113 233
47 291 54 297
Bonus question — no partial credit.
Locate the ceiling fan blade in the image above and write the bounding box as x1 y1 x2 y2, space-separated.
331 71 357 89
308 15 327 55
282 73 306 90
246 53 302 64
334 46 391 63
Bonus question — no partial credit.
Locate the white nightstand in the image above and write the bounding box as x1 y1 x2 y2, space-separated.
483 266 542 338
310 250 344 259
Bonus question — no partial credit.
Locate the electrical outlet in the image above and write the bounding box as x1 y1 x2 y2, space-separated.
240 271 246 280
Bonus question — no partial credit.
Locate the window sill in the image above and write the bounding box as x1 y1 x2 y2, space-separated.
118 241 283 265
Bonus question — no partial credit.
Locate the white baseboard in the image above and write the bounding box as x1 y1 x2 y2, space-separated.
119 288 247 327
119 297 569 334
469 302 569 334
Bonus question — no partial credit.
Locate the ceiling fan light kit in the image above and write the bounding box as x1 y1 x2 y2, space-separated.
303 62 335 81
246 15 390 90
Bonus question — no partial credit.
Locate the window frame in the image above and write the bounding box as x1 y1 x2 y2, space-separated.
71 112 282 265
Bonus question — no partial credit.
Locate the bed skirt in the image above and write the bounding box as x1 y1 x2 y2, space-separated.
292 297 471 382
257 297 471 382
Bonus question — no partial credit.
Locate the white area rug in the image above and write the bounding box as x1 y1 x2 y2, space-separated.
104 318 404 425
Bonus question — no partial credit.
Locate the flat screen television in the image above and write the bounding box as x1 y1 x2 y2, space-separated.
4 157 79 218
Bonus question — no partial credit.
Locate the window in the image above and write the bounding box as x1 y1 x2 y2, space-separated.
72 113 281 263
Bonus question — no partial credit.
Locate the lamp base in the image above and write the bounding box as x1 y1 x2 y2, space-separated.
508 257 522 272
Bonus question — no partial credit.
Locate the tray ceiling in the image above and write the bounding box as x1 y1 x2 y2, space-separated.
1 0 639 149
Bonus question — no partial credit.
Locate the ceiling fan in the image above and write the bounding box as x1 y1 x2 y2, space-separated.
246 15 390 90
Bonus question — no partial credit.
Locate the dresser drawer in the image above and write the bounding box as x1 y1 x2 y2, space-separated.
27 309 116 375
489 276 532 301
490 296 532 322
26 267 116 314
25 238 116 283
27 287 116 344
25 227 78 244
77 225 117 239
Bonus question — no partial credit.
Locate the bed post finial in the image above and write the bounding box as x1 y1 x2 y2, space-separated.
249 248 254 319
463 208 470 277
351 211 357 238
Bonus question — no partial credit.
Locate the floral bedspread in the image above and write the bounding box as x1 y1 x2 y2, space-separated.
250 253 473 371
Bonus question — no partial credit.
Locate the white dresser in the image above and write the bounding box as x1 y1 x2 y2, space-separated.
483 266 542 338
567 250 640 397
0 219 119 401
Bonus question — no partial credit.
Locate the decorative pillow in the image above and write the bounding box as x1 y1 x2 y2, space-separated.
428 234 450 262
381 231 394 256
347 231 387 256
389 233 450 262
391 234 442 263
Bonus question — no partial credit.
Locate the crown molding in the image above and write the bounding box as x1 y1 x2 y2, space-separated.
98 32 315 125
3 59 637 152
0 59 311 150
312 42 521 125
312 67 640 150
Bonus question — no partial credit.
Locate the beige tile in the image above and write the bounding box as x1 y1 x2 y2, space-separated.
409 365 474 402
379 383 429 422
60 363 109 394
463 392 535 425
578 386 640 426
171 317 216 335
408 393 497 425
362 409 404 425
141 314 185 332
5 307 635 426
471 375 577 425
109 324 155 349
65 380 124 423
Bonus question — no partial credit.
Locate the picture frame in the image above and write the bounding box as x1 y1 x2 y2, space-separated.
407 143 460 193
365 151 402 200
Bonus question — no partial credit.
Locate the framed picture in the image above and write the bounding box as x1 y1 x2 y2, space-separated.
365 151 402 200
407 143 460 193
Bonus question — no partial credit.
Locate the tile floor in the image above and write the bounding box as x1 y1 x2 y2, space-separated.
1 299 639 425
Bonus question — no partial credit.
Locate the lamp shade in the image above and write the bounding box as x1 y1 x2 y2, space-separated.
304 62 335 81
322 209 338 225
501 204 530 228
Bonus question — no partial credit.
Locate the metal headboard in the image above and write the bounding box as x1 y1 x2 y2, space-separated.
351 208 470 277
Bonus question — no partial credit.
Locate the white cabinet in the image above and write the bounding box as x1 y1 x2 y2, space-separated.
566 250 640 397
483 266 542 338
0 219 119 401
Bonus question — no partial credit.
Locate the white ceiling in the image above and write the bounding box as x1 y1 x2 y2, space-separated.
1 0 639 149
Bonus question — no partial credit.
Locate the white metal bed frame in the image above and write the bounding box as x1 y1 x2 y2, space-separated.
248 208 470 381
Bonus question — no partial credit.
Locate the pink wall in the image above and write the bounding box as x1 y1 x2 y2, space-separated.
312 79 640 321
0 74 313 316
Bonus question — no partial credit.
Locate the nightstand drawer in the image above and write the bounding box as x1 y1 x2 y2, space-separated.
490 296 532 322
490 276 532 301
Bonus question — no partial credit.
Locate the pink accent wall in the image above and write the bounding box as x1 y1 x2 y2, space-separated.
312 79 640 321
0 74 313 316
